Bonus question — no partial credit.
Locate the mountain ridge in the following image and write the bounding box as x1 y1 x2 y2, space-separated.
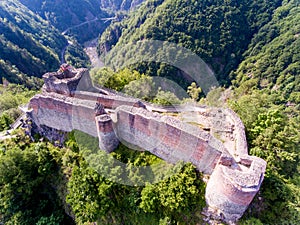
98 0 283 85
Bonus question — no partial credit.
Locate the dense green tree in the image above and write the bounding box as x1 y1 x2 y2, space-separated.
0 134 73 225
187 82 202 101
140 162 206 223
98 0 282 86
66 162 115 224
0 113 13 131
124 75 156 100
91 67 143 91
152 88 181 105
0 84 37 131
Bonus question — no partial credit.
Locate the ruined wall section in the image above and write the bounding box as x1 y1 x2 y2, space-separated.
43 68 93 96
28 92 99 138
75 91 146 110
206 155 266 222
114 105 226 174
223 108 248 156
180 106 248 158
112 105 266 222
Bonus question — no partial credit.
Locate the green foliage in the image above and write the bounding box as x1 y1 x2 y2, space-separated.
66 162 114 224
91 67 142 91
0 0 67 86
140 162 206 223
152 88 181 105
35 213 64 225
203 87 227 107
239 217 263 225
19 0 109 43
232 0 300 101
99 0 282 86
63 129 206 224
91 67 182 105
65 41 90 68
124 75 156 100
249 109 299 177
0 113 13 131
0 134 73 225
187 82 202 101
0 84 37 131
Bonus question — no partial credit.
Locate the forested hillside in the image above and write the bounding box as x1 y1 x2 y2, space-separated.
100 0 146 11
18 0 109 43
97 0 300 223
0 0 149 88
98 0 282 85
222 0 300 223
0 0 112 88
232 0 300 103
0 0 67 87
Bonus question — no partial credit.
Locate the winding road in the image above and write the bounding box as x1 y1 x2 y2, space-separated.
61 17 99 35
60 17 100 64
60 40 74 64
60 16 116 64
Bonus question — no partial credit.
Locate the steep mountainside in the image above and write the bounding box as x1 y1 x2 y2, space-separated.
100 0 146 11
233 0 300 103
224 1 300 223
98 0 282 84
19 0 104 30
0 0 67 87
18 0 109 43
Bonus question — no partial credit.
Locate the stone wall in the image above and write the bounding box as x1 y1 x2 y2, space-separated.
114 106 224 174
179 106 248 158
27 66 267 223
74 91 146 110
28 92 99 137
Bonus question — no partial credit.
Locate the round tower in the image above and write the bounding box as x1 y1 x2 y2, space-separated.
96 114 119 152
205 155 266 222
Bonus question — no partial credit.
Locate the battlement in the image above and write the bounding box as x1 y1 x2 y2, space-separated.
27 66 266 223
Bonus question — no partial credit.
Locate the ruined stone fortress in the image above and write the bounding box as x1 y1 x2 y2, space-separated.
27 65 266 223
